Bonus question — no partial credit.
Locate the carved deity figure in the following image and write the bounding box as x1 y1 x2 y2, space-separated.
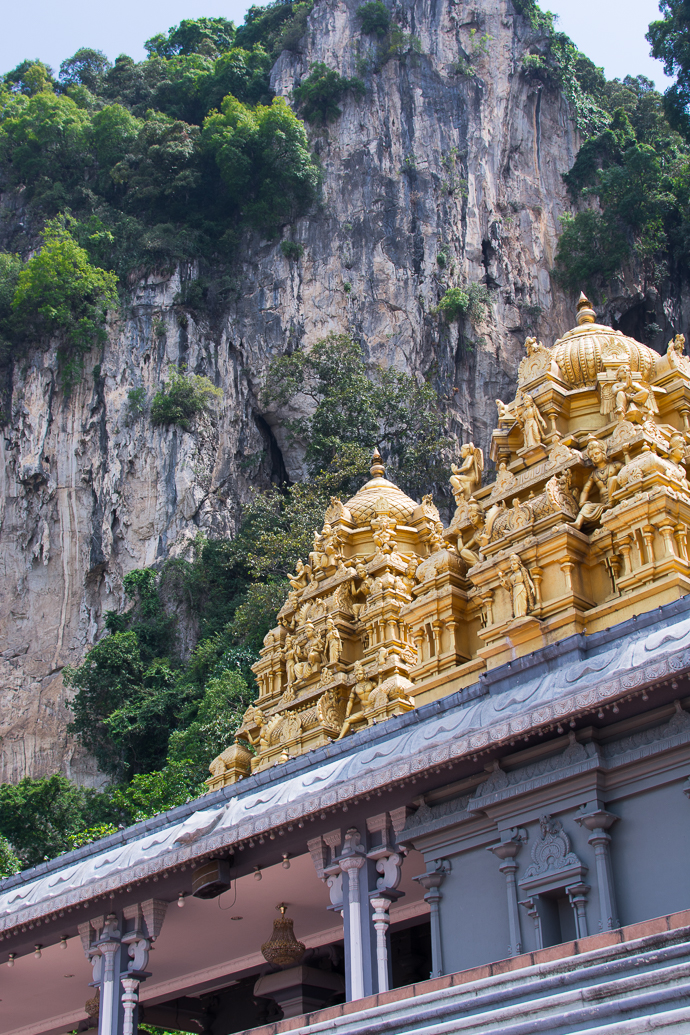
667 333 688 369
337 661 375 739
289 558 309 593
450 443 484 504
459 500 485 567
307 523 343 577
515 392 547 449
612 364 658 422
498 553 536 619
325 617 342 667
572 437 622 530
283 635 298 686
371 512 397 554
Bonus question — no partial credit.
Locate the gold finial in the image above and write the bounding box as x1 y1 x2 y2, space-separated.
576 292 596 326
370 448 385 478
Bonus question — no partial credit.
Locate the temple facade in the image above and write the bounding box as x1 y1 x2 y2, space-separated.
3 298 690 1035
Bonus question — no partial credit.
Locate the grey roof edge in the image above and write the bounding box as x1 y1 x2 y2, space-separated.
3 593 689 896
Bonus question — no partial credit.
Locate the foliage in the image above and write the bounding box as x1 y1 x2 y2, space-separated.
145 18 237 59
357 2 391 39
436 284 491 324
647 0 690 140
0 13 319 292
554 78 690 294
150 366 222 430
262 332 450 499
127 386 147 417
202 95 320 233
0 775 112 868
281 240 304 260
293 63 365 125
167 669 256 779
0 834 21 878
66 823 118 851
9 217 117 385
235 0 314 58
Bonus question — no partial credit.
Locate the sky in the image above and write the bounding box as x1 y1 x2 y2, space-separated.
0 0 674 88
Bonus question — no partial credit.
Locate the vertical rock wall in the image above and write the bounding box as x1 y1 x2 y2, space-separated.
0 0 582 783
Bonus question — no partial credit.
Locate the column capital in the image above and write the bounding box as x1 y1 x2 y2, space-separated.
413 857 451 893
575 808 619 833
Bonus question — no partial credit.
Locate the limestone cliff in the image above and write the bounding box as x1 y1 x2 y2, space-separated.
0 0 583 783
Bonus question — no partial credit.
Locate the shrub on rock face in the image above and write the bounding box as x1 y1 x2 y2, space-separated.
292 63 365 125
357 2 391 38
150 365 221 430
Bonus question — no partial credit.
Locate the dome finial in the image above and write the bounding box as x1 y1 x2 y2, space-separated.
576 291 596 326
370 448 385 478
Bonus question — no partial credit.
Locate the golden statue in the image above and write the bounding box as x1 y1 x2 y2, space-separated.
667 333 687 369
337 661 375 739
459 500 485 567
515 392 547 448
612 364 658 422
450 443 484 504
572 437 621 530
325 617 342 667
498 554 536 619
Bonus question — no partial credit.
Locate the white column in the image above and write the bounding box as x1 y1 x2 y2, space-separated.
97 916 123 1035
340 849 367 999
120 978 140 1035
369 895 394 992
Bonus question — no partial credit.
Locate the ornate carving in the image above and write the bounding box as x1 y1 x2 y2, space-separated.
498 554 536 619
515 392 547 449
571 437 621 530
518 337 552 384
450 443 484 505
522 815 581 880
667 333 690 373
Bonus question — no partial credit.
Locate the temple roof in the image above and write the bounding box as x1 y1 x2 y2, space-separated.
551 292 659 388
344 450 418 525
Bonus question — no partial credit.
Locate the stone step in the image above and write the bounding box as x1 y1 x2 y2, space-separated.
302 938 690 1035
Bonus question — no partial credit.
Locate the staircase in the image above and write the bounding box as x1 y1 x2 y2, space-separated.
291 929 690 1035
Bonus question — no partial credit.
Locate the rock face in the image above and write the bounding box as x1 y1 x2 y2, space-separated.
0 0 583 784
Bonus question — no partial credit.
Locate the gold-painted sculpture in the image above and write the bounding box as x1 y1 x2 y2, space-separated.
207 294 690 789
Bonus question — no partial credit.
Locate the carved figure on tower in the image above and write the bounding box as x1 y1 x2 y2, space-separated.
450 443 484 504
337 661 375 739
612 364 659 422
572 437 621 530
515 392 547 449
498 554 536 619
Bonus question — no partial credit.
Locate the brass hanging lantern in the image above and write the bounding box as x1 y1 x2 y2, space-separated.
260 903 305 967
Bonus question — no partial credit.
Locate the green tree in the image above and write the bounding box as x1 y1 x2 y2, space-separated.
168 668 255 778
3 60 55 96
357 2 391 38
0 775 107 867
145 18 237 59
202 95 320 232
0 834 21 878
59 49 112 92
648 0 690 139
293 63 365 124
262 332 450 498
11 216 118 383
150 366 222 430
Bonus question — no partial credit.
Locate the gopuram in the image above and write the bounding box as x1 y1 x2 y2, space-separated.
3 296 690 1035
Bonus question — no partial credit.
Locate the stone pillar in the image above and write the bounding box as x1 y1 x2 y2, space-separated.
488 828 527 957
366 813 405 993
576 808 620 932
96 915 125 1035
567 883 590 939
339 828 374 1002
413 859 451 978
79 902 167 1035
